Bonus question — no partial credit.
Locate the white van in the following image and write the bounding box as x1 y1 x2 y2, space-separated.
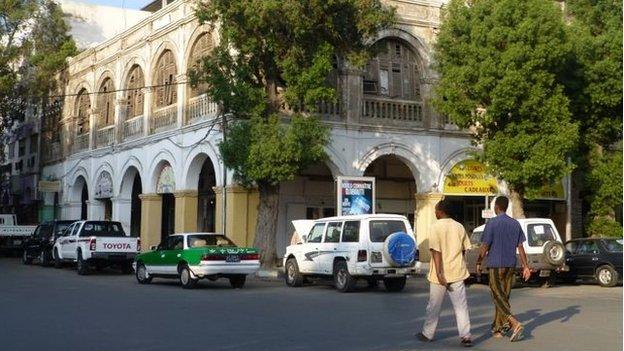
283 214 417 292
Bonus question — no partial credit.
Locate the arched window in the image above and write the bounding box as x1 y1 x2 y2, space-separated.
363 39 421 100
97 77 115 127
188 32 213 97
125 65 144 119
75 88 91 134
153 50 177 108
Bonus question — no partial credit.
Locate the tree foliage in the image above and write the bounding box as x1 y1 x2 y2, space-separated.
0 0 76 137
433 0 579 215
193 0 395 266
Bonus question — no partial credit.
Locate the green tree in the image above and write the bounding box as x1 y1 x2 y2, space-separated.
192 0 395 267
433 0 578 217
0 0 76 145
566 0 622 237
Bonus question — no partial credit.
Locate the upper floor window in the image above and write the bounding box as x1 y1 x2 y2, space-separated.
363 39 421 101
125 65 144 119
97 78 115 127
153 50 177 108
188 32 213 98
74 88 91 134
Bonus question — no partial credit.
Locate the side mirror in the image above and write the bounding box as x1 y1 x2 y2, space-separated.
150 245 158 251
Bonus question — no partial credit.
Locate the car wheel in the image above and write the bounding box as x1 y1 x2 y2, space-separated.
543 241 565 266
40 249 52 267
383 276 407 292
76 251 89 275
229 275 246 289
22 250 32 265
285 258 304 287
53 249 62 269
333 260 356 293
596 265 618 287
135 262 152 284
179 265 198 289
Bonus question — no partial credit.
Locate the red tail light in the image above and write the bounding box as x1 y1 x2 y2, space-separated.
241 253 259 260
137 238 141 252
357 250 367 262
89 237 96 251
202 254 225 261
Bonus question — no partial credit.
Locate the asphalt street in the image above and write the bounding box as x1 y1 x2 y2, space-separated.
0 257 621 351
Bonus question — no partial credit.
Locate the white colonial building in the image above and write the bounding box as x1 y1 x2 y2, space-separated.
40 0 568 260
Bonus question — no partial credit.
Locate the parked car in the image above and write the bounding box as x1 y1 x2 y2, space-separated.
133 233 260 289
0 214 37 255
284 214 417 293
53 220 139 275
562 238 623 287
465 218 569 287
22 220 76 266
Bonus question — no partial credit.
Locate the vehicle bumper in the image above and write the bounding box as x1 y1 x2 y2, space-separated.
90 252 137 262
189 262 260 277
352 265 417 277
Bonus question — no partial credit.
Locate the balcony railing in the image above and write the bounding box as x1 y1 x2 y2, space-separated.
186 94 218 124
362 97 423 127
96 125 115 148
72 133 90 154
123 115 144 140
283 99 341 120
151 104 177 133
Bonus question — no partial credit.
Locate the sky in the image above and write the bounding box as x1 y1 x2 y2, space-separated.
77 0 151 10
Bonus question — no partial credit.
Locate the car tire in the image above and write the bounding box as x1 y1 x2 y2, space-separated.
22 250 32 265
229 275 246 289
135 262 152 284
285 258 304 287
333 260 356 293
543 241 565 266
596 265 618 288
76 251 89 275
40 249 52 267
53 248 62 269
540 274 556 288
383 276 407 292
179 265 198 289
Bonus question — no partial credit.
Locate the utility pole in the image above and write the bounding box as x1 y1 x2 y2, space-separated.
221 112 227 236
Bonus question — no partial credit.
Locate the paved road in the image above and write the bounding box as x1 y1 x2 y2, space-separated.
0 258 621 351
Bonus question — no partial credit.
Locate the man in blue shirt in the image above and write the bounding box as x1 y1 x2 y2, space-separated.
476 196 531 342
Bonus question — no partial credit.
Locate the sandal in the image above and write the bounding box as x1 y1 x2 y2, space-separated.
510 324 524 342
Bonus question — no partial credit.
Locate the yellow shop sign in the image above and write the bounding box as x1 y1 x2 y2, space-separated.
535 181 565 200
443 160 498 196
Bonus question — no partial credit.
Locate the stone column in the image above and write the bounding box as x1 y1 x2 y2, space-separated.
62 201 82 220
420 76 440 130
111 197 132 235
173 190 198 233
143 87 152 136
414 192 444 262
340 63 363 124
115 98 127 144
176 74 187 127
213 185 259 246
88 112 97 149
86 200 105 220
139 193 162 252
213 186 225 234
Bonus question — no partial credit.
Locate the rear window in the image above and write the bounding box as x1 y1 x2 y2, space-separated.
526 224 556 247
369 220 407 243
187 234 236 248
603 239 623 253
80 222 126 237
342 221 360 243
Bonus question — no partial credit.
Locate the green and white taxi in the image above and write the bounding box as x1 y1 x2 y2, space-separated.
133 233 260 289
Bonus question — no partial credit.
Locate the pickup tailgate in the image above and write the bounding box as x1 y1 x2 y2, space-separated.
95 237 138 252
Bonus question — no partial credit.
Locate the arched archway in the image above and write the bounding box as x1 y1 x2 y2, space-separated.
70 175 89 220
119 165 143 236
363 155 417 223
154 161 176 241
197 157 216 232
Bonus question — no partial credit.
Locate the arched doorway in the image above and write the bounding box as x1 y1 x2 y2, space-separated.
363 155 416 223
197 158 216 232
80 185 88 220
130 174 142 237
119 166 143 237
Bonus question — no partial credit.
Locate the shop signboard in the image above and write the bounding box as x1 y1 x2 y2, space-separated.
443 160 498 196
534 181 565 200
38 180 61 193
336 176 375 216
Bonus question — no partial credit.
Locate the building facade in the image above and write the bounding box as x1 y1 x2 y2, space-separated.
39 0 571 261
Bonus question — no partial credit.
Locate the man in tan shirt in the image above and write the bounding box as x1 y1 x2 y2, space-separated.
417 199 473 347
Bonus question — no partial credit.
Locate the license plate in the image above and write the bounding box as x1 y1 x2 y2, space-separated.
225 254 240 263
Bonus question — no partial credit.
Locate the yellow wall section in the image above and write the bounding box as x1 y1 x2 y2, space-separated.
139 193 162 252
174 190 198 233
213 186 259 247
414 192 444 263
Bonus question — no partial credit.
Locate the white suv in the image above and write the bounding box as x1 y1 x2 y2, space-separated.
284 214 417 292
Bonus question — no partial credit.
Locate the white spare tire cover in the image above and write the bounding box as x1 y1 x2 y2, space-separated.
382 232 417 267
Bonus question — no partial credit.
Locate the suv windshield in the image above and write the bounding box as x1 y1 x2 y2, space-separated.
603 239 623 253
80 222 126 237
187 234 236 248
369 220 407 243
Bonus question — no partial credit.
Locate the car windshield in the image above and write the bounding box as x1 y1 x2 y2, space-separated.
55 222 74 236
187 234 236 248
369 220 407 243
80 222 126 237
603 239 623 253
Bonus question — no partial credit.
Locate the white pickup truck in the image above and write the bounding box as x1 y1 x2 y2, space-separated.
0 214 37 254
53 220 139 275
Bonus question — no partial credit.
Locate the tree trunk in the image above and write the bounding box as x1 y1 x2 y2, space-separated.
509 190 526 219
253 181 280 269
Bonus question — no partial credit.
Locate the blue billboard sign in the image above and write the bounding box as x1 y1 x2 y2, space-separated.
337 177 376 216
